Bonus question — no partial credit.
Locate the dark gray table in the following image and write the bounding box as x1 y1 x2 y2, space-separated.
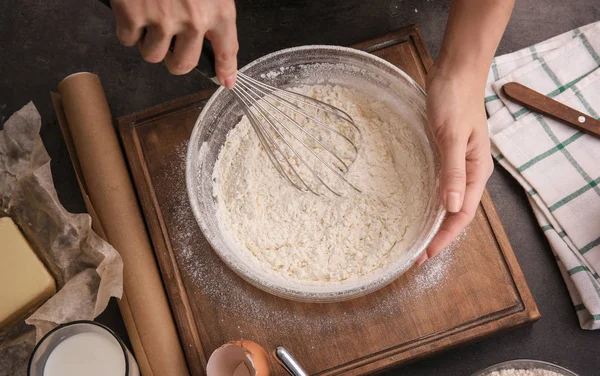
1 1 599 375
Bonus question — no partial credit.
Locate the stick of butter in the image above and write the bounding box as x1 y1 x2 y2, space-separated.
0 217 56 330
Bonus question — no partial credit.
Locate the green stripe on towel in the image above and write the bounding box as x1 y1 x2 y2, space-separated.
529 45 539 60
485 95 499 103
580 236 600 255
513 107 529 118
572 84 599 118
549 177 600 212
492 60 500 81
568 265 590 275
546 75 588 98
574 305 600 321
517 132 583 172
534 114 600 210
539 57 563 86
579 33 600 65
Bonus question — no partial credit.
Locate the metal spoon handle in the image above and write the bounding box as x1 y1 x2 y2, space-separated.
273 346 309 376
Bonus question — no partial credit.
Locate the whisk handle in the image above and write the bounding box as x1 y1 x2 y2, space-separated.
195 40 218 83
97 0 218 83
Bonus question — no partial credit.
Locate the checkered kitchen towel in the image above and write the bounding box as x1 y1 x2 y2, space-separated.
486 21 600 330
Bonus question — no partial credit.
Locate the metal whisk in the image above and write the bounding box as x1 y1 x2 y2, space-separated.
230 72 362 196
96 0 362 195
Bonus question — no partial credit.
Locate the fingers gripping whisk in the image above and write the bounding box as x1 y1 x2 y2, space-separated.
231 72 362 196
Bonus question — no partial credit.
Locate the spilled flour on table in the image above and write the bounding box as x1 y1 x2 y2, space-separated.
412 230 465 291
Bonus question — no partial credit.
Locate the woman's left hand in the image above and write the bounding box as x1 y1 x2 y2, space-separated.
417 65 494 265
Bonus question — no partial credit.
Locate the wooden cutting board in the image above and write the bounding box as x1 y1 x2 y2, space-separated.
118 25 540 376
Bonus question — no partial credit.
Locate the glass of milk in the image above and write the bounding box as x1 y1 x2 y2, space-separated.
28 320 139 376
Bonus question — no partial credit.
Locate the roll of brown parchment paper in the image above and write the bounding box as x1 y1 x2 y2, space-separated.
52 72 189 376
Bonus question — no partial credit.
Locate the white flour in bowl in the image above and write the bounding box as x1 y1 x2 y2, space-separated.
485 370 564 376
213 84 432 283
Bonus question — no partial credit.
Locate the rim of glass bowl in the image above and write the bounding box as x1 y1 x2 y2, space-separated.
185 45 446 302
471 359 579 376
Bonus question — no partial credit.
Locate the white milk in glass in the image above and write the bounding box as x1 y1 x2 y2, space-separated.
43 331 131 376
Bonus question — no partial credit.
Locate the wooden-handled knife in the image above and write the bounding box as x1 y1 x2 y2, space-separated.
502 82 600 139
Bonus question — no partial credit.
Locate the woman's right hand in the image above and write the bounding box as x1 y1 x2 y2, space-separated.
109 0 239 88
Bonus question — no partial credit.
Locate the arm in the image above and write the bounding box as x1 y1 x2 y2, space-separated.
432 0 514 89
421 0 514 262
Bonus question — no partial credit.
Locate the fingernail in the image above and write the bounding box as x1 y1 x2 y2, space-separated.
417 255 428 266
223 73 237 89
446 192 461 213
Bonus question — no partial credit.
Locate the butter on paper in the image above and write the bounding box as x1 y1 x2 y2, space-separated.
0 102 123 375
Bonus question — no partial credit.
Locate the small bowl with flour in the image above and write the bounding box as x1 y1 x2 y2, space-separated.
472 359 579 376
186 45 445 302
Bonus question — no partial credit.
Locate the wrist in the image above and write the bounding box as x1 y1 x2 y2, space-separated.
428 50 489 93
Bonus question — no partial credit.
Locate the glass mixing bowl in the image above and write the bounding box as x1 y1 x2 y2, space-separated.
186 45 445 302
472 359 579 376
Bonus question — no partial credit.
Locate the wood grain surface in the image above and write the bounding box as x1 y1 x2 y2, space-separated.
118 25 540 376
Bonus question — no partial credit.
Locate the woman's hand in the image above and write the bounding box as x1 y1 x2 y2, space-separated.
109 0 239 87
417 65 494 264
412 0 514 265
